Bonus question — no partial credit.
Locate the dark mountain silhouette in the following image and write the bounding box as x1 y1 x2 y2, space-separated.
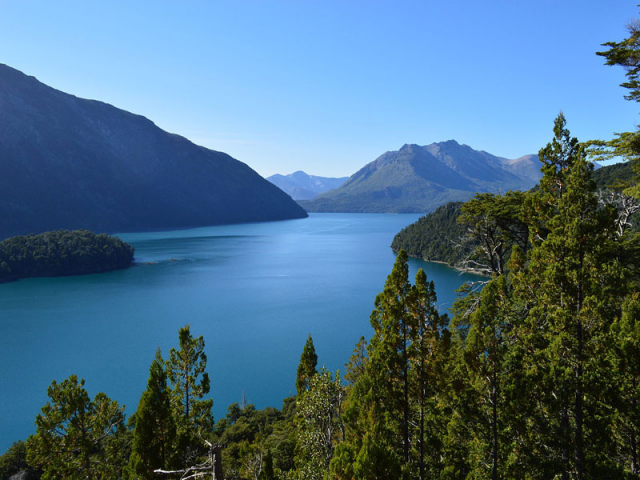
0 64 307 238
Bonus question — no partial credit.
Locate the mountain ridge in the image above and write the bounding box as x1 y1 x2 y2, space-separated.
299 141 541 213
0 63 307 238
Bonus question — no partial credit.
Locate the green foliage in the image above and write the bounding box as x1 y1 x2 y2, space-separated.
512 114 626 477
458 191 528 276
0 229 134 282
587 18 640 198
128 348 177 478
611 293 640 475
213 400 296 479
462 275 517 479
294 368 345 479
296 335 318 396
391 202 469 266
392 161 635 274
343 336 368 388
0 441 39 480
167 325 214 466
598 19 640 103
333 251 450 479
26 375 128 480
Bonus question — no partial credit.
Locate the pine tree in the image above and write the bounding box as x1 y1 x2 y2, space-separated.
611 293 640 474
167 325 214 466
407 268 450 479
514 114 624 478
463 274 516 479
332 252 450 479
129 348 177 478
368 250 413 471
26 375 127 479
296 334 318 396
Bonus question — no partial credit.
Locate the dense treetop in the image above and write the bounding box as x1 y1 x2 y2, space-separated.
0 229 134 282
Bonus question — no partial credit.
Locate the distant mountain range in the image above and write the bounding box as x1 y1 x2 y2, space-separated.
0 64 307 239
298 141 543 213
267 171 349 200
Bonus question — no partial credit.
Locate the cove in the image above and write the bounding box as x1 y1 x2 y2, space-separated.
0 213 483 451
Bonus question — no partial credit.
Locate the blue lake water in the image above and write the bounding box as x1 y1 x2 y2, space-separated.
0 213 483 451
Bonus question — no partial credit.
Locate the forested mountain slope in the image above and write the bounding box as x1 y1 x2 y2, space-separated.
0 64 307 239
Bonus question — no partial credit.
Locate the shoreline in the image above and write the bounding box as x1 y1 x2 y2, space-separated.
401 252 490 277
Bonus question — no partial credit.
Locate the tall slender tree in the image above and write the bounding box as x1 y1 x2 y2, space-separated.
368 250 413 471
514 114 624 478
463 274 516 480
407 268 450 479
296 335 318 396
167 325 214 465
333 252 450 479
129 348 177 478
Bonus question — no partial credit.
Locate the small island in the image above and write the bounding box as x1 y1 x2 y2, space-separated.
0 229 134 282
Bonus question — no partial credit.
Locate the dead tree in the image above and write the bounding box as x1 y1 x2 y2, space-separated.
596 189 640 237
155 440 223 480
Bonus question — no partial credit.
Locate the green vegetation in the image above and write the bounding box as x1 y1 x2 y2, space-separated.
392 161 636 273
0 441 38 479
7 10 640 480
26 375 129 479
592 160 633 187
295 334 318 396
0 229 134 282
391 201 468 266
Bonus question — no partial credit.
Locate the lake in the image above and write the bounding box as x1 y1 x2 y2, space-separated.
0 213 483 451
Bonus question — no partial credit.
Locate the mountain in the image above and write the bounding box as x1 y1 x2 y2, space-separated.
298 141 542 213
267 171 349 200
0 64 307 239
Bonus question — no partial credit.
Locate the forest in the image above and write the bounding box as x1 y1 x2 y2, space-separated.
391 162 636 273
0 229 134 282
5 11 640 480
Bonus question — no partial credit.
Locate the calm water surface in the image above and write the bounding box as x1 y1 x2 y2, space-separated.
0 213 483 450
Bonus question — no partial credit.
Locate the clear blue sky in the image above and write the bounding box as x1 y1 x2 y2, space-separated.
0 0 637 177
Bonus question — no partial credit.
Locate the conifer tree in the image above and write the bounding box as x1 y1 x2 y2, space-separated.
26 375 127 479
129 348 177 478
368 250 413 470
333 252 450 479
463 274 515 480
611 293 640 474
343 336 368 388
296 334 318 396
514 114 624 478
407 268 450 479
167 325 214 465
